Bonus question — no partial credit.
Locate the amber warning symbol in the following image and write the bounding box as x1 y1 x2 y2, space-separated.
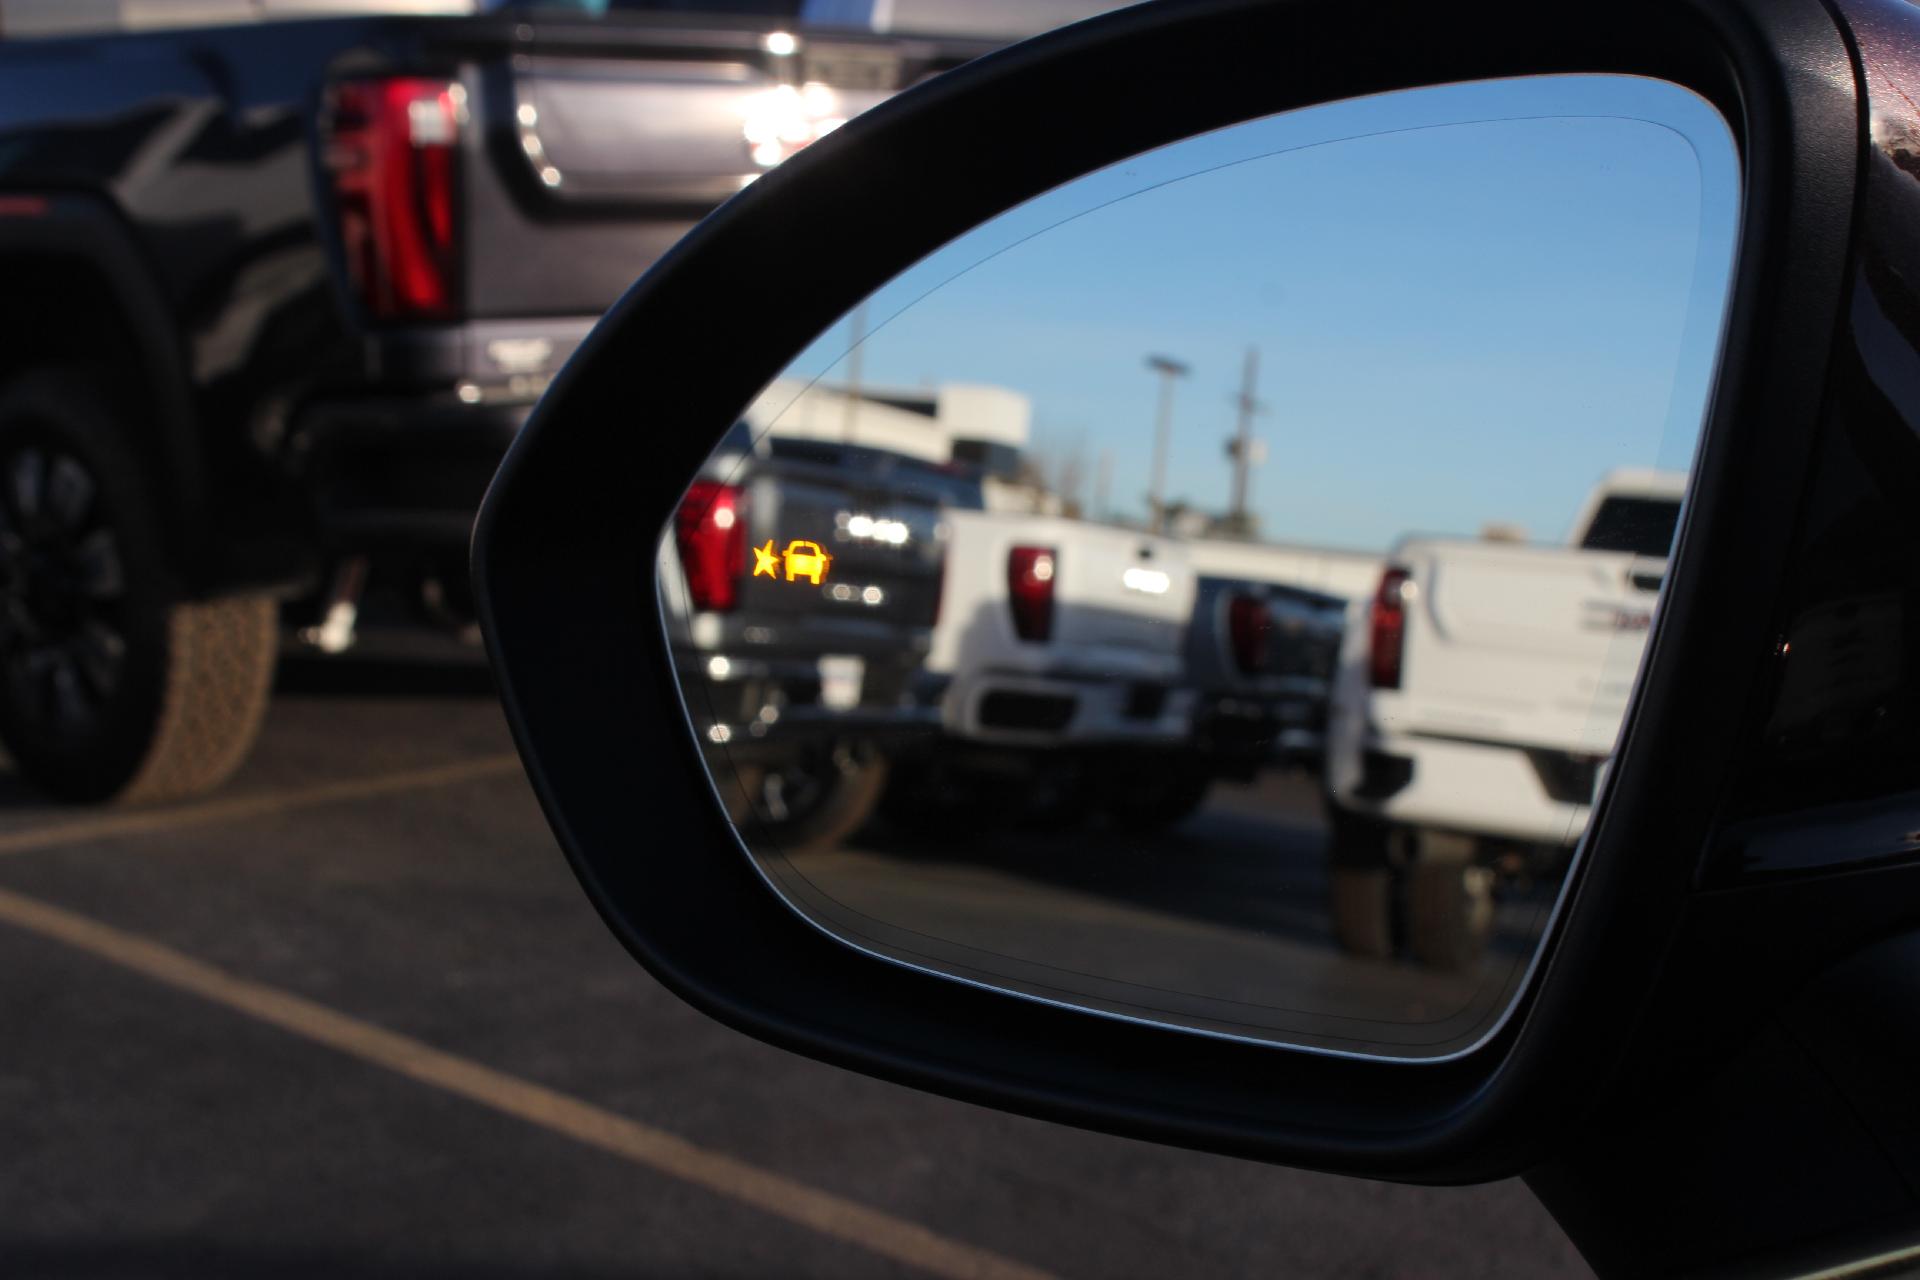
754 539 832 586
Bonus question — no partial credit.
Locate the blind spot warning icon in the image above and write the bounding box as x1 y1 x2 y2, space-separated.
751 538 831 585
752 540 780 578
783 540 831 584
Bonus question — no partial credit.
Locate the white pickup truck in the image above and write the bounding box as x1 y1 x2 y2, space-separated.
1323 468 1686 969
880 509 1198 830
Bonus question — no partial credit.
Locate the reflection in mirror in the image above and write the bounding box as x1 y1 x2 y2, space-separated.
660 76 1739 1058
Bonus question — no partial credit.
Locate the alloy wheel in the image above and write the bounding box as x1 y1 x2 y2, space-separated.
0 445 130 737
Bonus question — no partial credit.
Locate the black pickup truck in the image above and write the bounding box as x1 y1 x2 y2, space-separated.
666 420 973 854
0 1 987 803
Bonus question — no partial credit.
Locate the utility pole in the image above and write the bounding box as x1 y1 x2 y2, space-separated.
1226 346 1267 534
1094 449 1112 523
840 300 868 444
1145 354 1189 533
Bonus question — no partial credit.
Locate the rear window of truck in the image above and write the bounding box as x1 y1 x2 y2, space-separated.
1579 496 1682 558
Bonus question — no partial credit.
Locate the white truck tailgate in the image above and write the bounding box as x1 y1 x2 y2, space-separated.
929 512 1192 677
1390 540 1659 753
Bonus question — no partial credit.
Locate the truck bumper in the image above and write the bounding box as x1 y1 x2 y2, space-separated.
702 703 946 764
363 318 594 389
1194 689 1327 777
677 650 949 763
946 669 1195 747
1336 731 1598 847
295 392 532 549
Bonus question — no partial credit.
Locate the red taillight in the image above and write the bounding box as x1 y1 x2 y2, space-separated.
1227 595 1272 675
1368 566 1412 689
675 482 746 612
327 78 463 321
1007 546 1055 642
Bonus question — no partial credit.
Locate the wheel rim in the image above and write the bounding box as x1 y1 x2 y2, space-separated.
756 742 861 824
0 444 129 735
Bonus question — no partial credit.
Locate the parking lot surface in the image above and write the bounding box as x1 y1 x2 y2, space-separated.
0 659 1588 1278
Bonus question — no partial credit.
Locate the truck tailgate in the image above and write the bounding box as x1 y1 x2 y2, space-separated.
1396 541 1660 751
445 18 989 319
1052 528 1192 662
929 512 1191 677
734 446 946 643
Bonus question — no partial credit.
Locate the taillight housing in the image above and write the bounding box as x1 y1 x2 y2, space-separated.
326 77 464 322
1368 566 1413 689
675 482 747 612
1007 546 1055 642
1227 594 1272 675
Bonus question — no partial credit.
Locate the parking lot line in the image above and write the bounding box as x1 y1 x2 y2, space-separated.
0 754 527 858
0 884 1057 1280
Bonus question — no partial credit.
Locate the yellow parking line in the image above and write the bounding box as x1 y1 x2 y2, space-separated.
0 754 528 858
0 885 1057 1280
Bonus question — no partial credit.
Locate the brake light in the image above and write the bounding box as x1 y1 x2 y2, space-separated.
1007 546 1055 642
1228 595 1272 675
327 78 463 321
675 482 746 612
1368 566 1412 689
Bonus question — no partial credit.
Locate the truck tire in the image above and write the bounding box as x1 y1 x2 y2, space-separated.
725 742 889 857
1405 833 1496 972
716 762 766 828
1326 806 1396 960
0 369 276 804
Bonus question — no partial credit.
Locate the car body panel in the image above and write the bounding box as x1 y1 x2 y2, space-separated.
0 11 987 586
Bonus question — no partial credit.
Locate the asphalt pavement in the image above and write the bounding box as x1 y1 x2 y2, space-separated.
0 654 1589 1278
779 769 1551 1055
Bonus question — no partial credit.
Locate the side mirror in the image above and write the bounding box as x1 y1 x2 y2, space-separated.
652 70 1743 1058
476 0 1910 1240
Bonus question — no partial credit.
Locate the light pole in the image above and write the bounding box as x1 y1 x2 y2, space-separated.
1226 346 1266 534
1145 354 1189 533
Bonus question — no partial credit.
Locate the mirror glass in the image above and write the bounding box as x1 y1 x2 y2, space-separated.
659 75 1739 1058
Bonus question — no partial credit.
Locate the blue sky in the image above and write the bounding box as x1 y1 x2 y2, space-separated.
772 75 1739 551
